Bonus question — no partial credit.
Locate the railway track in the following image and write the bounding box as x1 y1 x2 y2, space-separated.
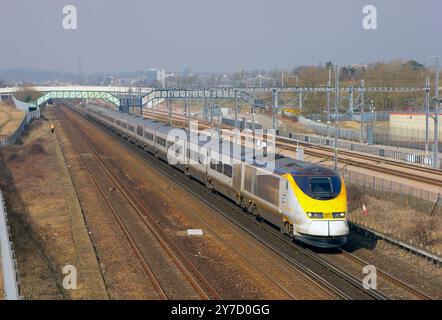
277 140 442 187
337 249 433 300
63 105 341 300
126 138 434 300
68 104 437 300
143 109 442 188
56 107 221 300
72 106 427 300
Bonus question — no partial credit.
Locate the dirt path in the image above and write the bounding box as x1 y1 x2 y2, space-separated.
0 112 108 299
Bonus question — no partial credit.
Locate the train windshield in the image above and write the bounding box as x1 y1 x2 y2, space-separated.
293 175 342 200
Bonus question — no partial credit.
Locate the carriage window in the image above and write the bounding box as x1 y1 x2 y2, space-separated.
144 132 149 140
223 164 232 178
137 126 143 136
216 163 223 173
210 159 217 170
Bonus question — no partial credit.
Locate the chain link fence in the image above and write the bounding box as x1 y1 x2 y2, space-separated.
297 115 442 153
342 168 442 215
0 190 21 299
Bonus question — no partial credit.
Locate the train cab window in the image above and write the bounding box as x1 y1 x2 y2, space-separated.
309 177 333 199
294 175 341 200
216 163 223 173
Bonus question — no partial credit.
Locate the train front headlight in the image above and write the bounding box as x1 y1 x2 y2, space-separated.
333 212 346 218
307 212 323 219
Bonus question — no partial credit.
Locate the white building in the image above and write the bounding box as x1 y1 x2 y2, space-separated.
146 68 166 87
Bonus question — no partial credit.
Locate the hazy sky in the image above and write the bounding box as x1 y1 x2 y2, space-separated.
0 0 440 73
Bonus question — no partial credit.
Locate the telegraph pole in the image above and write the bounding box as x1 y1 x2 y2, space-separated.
334 66 339 172
425 77 430 154
210 89 213 128
326 68 331 136
234 90 238 131
272 89 278 130
349 87 354 116
299 91 303 113
434 57 440 169
360 79 365 143
187 93 191 132
168 98 172 125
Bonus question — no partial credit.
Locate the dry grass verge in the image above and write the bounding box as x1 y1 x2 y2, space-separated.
347 184 442 255
0 102 25 136
0 116 108 299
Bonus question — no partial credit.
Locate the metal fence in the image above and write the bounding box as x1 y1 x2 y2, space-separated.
26 109 40 123
222 117 263 130
297 116 366 141
305 111 391 122
343 168 441 214
298 115 442 153
0 109 41 147
277 130 439 168
0 190 20 299
0 116 27 147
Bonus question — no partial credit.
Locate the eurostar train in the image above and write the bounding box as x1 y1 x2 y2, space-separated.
85 104 349 248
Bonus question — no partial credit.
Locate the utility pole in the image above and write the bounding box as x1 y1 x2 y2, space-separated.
425 77 430 154
187 93 191 132
252 109 256 132
334 66 339 172
349 87 354 116
168 98 172 125
360 79 365 143
434 57 440 169
272 89 278 130
234 90 238 131
299 91 303 113
210 89 213 128
326 68 331 137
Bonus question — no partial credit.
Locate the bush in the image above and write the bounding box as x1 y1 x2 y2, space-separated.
410 217 439 247
347 184 366 211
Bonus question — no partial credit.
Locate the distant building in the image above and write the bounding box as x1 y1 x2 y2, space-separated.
146 68 166 88
104 75 114 86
